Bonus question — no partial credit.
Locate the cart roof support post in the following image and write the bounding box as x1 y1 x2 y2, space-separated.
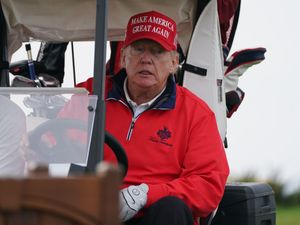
86 0 108 172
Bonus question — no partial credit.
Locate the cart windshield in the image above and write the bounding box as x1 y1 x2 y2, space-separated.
0 88 97 177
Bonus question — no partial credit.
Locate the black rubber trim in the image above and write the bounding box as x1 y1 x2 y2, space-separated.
182 63 207 76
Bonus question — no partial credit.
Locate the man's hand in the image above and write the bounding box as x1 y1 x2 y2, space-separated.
119 183 149 221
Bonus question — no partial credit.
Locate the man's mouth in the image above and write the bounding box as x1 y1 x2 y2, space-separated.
138 70 153 75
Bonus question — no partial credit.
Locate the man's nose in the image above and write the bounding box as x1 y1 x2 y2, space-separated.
140 50 153 63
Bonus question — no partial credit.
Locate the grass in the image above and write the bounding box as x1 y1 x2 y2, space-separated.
276 205 300 225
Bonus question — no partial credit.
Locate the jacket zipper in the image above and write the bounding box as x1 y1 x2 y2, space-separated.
113 98 165 141
126 117 136 140
114 98 137 141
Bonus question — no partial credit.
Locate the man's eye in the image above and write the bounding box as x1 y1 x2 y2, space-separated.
151 48 164 55
136 47 144 51
131 46 144 55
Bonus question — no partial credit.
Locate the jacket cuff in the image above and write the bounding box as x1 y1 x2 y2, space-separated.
145 184 168 207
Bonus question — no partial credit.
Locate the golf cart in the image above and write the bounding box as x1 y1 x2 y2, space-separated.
0 0 275 224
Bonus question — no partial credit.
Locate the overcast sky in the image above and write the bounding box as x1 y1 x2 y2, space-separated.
225 0 300 193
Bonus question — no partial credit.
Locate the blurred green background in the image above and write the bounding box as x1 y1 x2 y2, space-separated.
277 205 300 225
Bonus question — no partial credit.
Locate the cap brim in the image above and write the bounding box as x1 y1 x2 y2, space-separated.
125 35 174 51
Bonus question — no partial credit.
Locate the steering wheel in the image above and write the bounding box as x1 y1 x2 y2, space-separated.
28 118 128 177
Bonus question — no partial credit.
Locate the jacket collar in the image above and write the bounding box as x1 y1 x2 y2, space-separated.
107 69 176 110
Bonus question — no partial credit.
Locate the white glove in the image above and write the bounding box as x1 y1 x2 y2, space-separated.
119 183 149 222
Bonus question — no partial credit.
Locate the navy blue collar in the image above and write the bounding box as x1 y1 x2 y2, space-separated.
107 69 176 110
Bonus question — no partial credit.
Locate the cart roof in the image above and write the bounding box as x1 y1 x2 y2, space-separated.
1 0 198 57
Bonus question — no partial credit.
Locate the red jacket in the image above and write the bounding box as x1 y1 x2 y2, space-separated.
77 70 229 224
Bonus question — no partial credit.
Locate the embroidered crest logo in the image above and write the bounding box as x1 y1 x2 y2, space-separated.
157 126 171 141
149 126 173 147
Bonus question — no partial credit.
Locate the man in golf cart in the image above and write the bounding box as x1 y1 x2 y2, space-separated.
74 10 229 225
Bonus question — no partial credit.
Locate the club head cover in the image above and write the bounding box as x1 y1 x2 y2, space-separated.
226 87 245 118
224 47 266 92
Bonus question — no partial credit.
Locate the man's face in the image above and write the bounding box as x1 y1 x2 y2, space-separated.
121 39 178 92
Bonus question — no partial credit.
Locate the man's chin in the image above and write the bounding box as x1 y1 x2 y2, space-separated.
135 82 156 90
135 77 156 87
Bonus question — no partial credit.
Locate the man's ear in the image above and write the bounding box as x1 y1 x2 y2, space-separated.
170 53 179 74
120 48 126 68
